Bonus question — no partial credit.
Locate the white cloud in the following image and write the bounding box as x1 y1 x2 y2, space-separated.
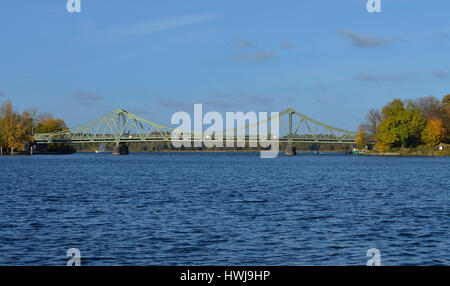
234 37 255 48
74 92 103 106
354 73 416 82
432 71 448 79
280 42 296 49
233 52 278 63
71 14 223 42
337 29 393 48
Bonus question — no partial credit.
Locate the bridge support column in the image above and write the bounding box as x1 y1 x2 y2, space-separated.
112 143 129 155
285 111 296 156
285 144 296 156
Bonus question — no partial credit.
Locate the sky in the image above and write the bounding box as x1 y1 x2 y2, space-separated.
0 0 449 131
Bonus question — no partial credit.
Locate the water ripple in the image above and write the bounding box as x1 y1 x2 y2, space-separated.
0 153 448 265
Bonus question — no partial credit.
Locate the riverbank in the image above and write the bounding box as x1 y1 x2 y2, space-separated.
367 144 450 156
0 150 76 156
4 146 448 156
151 149 345 153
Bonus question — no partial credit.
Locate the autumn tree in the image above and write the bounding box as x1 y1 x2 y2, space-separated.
0 100 33 155
443 94 450 106
441 94 450 143
17 110 33 149
1 101 20 154
34 116 74 154
35 116 67 133
375 99 426 149
0 109 5 150
421 118 445 146
356 125 368 150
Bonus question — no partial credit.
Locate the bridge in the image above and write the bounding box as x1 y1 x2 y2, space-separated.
33 108 358 155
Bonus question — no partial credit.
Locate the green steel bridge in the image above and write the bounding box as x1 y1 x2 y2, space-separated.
33 108 360 155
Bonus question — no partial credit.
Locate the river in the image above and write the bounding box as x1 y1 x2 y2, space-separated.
0 152 448 265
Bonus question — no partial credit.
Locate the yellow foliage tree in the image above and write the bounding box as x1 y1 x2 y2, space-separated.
34 116 74 153
375 99 426 148
374 142 390 152
1 101 20 154
0 100 34 155
35 117 66 133
355 125 367 150
421 118 446 146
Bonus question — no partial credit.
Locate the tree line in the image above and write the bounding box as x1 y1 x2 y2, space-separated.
2 95 449 155
0 100 72 155
356 94 450 151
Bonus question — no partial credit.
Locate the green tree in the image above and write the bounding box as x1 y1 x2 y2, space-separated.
375 99 426 149
34 116 75 153
35 116 67 133
441 94 450 143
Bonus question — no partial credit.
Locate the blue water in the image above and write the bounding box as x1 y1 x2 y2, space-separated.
0 152 448 265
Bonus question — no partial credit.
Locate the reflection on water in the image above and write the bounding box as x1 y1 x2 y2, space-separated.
0 152 448 265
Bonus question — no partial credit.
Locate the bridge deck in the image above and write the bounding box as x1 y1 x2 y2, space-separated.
34 136 357 144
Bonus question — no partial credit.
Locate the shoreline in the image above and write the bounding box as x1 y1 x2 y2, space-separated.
2 149 448 157
367 152 449 157
366 151 449 157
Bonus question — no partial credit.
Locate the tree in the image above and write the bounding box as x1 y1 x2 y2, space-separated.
1 101 19 154
413 96 442 120
356 125 367 150
421 118 445 146
34 116 74 153
35 117 67 133
16 110 33 150
443 94 450 106
364 109 381 139
375 118 398 151
0 100 33 155
0 106 5 150
375 99 426 149
441 94 450 143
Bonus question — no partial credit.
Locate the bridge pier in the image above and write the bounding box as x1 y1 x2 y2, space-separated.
112 143 129 155
285 144 296 156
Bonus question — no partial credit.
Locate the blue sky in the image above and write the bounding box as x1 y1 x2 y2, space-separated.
0 0 449 130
